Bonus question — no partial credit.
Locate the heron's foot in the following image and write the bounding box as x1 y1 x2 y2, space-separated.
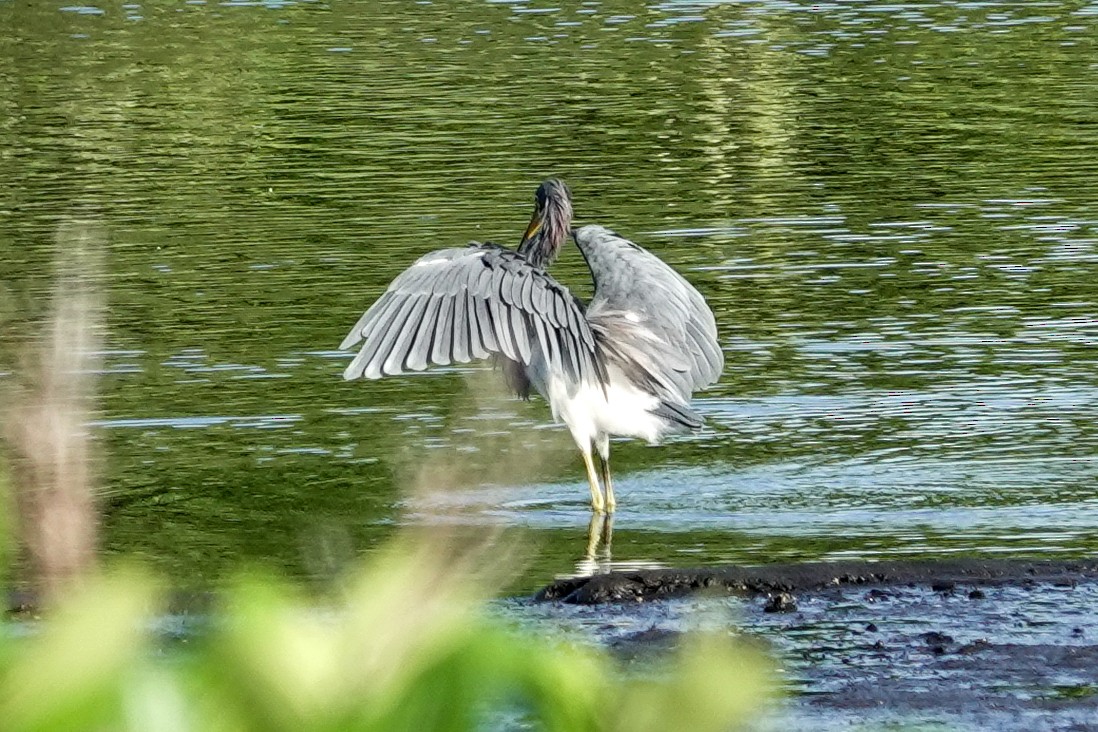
589 486 613 513
589 489 606 514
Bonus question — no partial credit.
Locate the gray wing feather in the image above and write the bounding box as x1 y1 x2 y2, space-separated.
685 317 723 382
519 273 536 312
340 303 378 352
341 244 601 383
510 309 531 363
451 289 471 363
363 296 417 379
382 295 429 376
574 225 723 402
340 291 394 351
509 271 526 310
406 295 443 372
531 316 552 372
475 297 499 352
490 291 516 360
486 289 507 356
532 281 550 318
431 295 454 365
466 293 490 360
344 294 405 375
351 294 408 375
553 296 568 330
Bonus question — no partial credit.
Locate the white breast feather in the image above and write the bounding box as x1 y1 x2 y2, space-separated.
542 366 666 448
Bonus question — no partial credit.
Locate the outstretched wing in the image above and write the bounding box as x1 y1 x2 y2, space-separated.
340 243 604 385
573 225 723 402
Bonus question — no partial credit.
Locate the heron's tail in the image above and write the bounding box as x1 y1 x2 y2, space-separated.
649 400 704 430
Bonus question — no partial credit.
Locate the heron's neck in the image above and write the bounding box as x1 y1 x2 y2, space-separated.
518 232 562 269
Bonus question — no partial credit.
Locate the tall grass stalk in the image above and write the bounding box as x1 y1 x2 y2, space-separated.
3 223 104 602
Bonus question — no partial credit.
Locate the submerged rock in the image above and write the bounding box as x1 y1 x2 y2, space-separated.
763 592 797 613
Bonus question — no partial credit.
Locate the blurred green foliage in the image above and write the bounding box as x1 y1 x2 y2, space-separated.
0 534 772 732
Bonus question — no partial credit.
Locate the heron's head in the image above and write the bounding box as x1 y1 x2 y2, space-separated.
518 178 573 268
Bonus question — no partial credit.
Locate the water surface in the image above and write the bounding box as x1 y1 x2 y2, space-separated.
2 0 1096 590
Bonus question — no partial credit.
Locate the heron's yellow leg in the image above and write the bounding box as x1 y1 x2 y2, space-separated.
598 455 616 513
583 451 605 513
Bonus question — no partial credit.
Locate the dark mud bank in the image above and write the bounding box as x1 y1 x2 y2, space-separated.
535 557 1098 604
533 558 1098 730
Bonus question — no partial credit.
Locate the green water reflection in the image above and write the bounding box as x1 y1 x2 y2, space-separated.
2 0 1096 591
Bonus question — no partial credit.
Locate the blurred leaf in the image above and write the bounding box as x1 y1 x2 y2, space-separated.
0 566 158 732
613 634 774 732
203 574 346 731
512 635 608 732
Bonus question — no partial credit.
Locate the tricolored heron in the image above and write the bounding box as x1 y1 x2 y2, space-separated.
340 179 722 514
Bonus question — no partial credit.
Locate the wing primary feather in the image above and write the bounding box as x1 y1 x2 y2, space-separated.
532 282 550 321
344 344 373 381
552 294 569 329
486 288 506 337
492 265 510 305
340 292 391 351
550 327 569 378
405 295 442 372
546 322 562 370
466 294 489 360
362 295 419 379
564 305 590 381
509 270 526 309
571 300 597 352
593 345 610 387
472 260 494 295
520 271 536 312
431 294 454 365
575 336 592 386
475 297 500 352
488 295 517 360
344 294 409 379
685 318 723 384
382 295 430 376
452 290 471 363
511 308 532 363
494 307 516 360
562 326 582 384
531 316 552 368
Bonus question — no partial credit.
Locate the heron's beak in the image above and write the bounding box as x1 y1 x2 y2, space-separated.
520 207 544 246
